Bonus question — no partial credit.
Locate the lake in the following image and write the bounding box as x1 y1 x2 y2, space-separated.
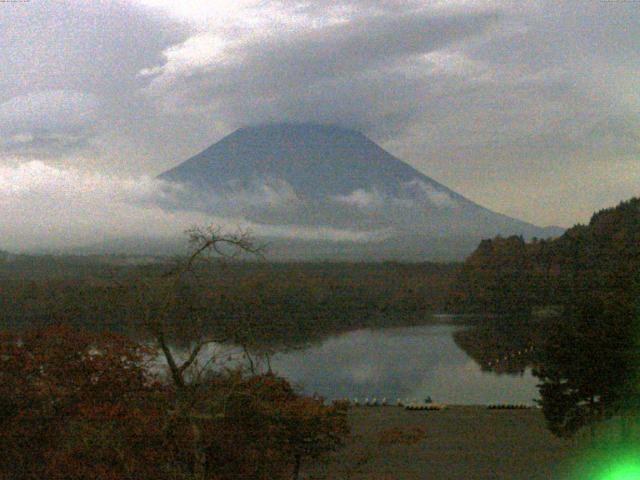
268 323 540 405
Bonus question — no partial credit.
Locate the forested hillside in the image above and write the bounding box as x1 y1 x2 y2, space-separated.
450 197 640 438
449 197 640 315
0 258 457 347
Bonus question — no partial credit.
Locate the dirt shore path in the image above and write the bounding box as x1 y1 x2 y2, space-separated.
305 406 578 479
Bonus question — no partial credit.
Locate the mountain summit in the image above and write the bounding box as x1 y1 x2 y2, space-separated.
158 123 562 260
161 123 453 199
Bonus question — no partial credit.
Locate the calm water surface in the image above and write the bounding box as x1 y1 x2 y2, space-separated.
269 324 540 405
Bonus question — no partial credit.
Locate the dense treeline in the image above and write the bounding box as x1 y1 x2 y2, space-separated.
0 259 458 348
450 197 640 438
449 197 640 315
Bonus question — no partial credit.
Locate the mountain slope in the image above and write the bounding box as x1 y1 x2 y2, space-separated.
158 123 562 259
161 124 453 198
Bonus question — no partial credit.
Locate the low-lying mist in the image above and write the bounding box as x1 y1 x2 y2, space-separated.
0 160 385 253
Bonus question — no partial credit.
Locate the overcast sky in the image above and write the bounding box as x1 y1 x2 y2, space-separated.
0 0 638 228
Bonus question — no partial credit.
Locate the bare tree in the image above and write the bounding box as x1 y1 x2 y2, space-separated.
131 226 263 480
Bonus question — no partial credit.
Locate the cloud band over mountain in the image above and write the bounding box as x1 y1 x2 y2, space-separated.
0 161 388 253
0 0 638 228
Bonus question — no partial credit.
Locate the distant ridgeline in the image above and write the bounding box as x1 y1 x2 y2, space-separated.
448 197 640 315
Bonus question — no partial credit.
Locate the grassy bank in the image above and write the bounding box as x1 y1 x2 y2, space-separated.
304 406 578 479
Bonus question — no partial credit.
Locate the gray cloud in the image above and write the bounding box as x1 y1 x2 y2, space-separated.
0 0 189 168
142 9 498 130
0 1 186 98
0 0 638 228
0 90 101 155
0 161 384 252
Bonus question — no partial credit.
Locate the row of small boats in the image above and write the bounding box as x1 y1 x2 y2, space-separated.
338 398 535 410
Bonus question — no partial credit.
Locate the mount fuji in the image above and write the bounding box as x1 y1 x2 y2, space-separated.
157 123 562 260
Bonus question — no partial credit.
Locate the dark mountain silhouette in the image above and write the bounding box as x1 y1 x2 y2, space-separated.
158 123 563 260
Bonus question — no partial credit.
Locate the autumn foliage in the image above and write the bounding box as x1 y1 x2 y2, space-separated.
449 197 640 316
449 197 640 438
0 325 167 479
0 325 349 480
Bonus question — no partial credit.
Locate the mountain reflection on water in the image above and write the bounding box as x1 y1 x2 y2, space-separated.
269 323 540 405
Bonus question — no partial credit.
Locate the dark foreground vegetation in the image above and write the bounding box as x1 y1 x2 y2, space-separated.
449 197 640 440
0 228 461 480
0 324 348 480
0 230 359 480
